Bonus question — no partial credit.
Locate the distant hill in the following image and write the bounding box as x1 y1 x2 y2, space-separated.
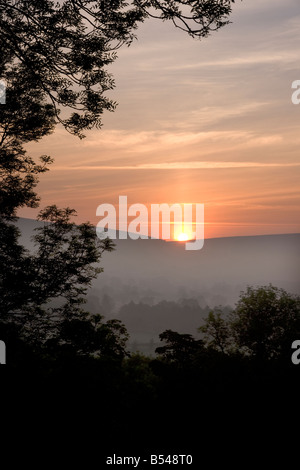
16 217 300 352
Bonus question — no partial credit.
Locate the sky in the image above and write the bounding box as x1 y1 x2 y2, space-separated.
22 0 300 239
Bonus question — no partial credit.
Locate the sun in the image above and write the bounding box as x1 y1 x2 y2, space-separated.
176 232 190 242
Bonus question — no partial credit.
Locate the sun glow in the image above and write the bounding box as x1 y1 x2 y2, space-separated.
176 232 190 242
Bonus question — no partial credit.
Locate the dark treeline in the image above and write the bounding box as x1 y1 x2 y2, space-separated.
2 284 300 459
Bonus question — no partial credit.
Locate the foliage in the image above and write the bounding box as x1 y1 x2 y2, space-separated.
0 70 55 220
54 314 129 359
231 285 300 361
155 329 204 363
198 307 233 354
0 72 118 356
0 0 237 136
199 285 300 362
0 205 119 355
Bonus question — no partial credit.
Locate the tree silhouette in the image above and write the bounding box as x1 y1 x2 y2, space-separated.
0 0 238 136
155 329 203 363
0 71 55 220
0 71 119 356
198 307 232 354
0 203 120 355
200 285 300 362
231 285 300 361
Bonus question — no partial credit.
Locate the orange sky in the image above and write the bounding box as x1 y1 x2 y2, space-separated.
21 0 300 239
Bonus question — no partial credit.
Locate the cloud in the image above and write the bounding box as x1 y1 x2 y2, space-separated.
54 161 300 171
19 0 300 238
163 52 300 71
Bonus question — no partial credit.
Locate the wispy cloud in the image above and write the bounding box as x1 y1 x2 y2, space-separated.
164 52 300 71
54 161 300 171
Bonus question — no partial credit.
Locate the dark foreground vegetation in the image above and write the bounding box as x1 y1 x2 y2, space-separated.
1 285 300 464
